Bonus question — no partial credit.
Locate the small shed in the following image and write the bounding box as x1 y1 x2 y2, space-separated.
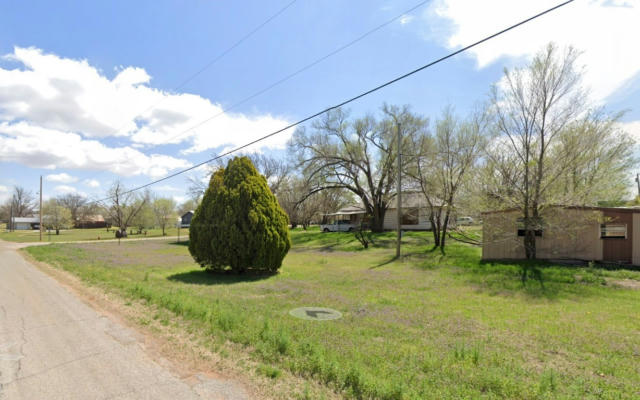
11 217 40 230
482 205 640 265
76 214 107 228
181 211 194 228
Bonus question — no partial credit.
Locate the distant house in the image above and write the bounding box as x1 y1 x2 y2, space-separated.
324 205 366 225
181 211 194 228
11 217 40 230
384 193 434 231
326 193 441 231
76 214 107 228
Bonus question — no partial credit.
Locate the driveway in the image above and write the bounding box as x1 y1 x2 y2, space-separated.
0 240 247 399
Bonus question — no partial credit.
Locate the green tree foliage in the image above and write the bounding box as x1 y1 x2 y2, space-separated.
43 199 73 234
152 197 177 236
130 199 155 234
189 157 291 273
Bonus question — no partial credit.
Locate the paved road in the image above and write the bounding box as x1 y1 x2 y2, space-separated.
0 240 248 400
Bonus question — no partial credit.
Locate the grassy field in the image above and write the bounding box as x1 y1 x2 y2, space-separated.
24 228 640 399
1 226 188 242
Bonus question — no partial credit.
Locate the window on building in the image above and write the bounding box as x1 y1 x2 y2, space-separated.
401 208 420 225
600 224 627 239
516 217 543 237
517 229 542 237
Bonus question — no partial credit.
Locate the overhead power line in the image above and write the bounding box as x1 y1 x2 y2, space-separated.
86 1 298 190
161 0 431 145
119 0 298 130
95 0 574 202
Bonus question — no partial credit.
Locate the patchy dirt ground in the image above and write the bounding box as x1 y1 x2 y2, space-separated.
606 278 640 290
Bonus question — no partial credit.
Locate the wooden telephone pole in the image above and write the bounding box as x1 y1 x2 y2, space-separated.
396 121 402 259
39 176 43 242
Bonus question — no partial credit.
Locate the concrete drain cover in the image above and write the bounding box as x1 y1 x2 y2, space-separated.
289 307 342 321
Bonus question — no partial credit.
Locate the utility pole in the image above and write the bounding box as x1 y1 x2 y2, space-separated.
635 173 640 198
39 175 43 242
396 120 402 259
9 195 13 232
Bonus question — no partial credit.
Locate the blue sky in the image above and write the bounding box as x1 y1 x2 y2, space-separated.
1 0 639 205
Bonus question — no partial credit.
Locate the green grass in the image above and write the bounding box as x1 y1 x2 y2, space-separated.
1 226 188 243
24 229 640 399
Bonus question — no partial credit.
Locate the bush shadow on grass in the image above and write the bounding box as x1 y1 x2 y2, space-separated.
167 268 277 285
169 240 189 247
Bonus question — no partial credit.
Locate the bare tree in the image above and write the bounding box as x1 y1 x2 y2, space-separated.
9 186 36 217
290 105 426 232
56 193 87 225
276 176 351 229
188 153 291 201
482 43 636 260
408 107 486 250
101 182 149 237
247 153 291 195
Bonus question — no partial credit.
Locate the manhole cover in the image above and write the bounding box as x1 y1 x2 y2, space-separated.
289 307 342 321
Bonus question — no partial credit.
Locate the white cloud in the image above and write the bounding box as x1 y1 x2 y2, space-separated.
425 0 640 102
45 172 77 183
0 46 294 162
0 121 191 178
172 195 188 205
83 179 100 188
620 120 640 144
53 184 81 194
154 184 182 193
0 185 9 203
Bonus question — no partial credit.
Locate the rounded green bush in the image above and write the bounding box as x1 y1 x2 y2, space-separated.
189 156 291 273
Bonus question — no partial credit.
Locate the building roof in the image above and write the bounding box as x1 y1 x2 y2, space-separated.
182 210 195 217
79 214 105 222
481 205 640 215
387 192 437 209
12 217 40 223
327 193 437 215
326 205 366 216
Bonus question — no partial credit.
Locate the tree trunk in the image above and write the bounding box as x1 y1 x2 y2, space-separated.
440 210 451 250
524 230 536 259
430 213 440 247
370 209 385 233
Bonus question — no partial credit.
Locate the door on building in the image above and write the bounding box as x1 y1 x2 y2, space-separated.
601 211 633 263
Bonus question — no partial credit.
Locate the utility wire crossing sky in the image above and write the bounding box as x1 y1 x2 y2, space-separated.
93 0 575 203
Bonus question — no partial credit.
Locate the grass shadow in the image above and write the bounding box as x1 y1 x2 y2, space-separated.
371 255 398 268
460 259 615 300
169 240 189 246
167 268 276 285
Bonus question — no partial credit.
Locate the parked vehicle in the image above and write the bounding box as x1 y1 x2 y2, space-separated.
321 220 357 232
456 216 474 226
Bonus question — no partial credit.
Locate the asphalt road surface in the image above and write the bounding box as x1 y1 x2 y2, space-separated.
0 240 248 400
